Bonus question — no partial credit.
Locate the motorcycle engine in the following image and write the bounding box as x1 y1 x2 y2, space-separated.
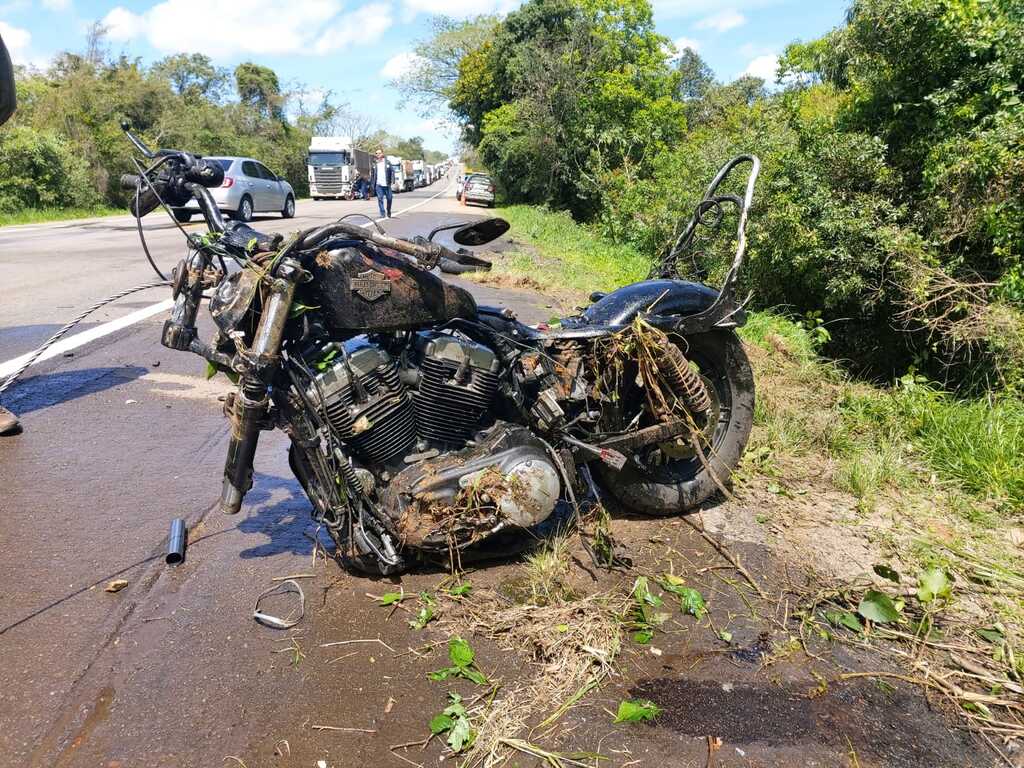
304 332 562 547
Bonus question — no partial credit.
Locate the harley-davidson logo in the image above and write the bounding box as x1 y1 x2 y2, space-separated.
350 270 392 302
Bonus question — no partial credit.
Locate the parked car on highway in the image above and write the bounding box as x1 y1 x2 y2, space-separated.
172 157 295 222
460 173 496 207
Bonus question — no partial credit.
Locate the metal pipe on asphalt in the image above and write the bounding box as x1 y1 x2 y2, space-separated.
166 518 187 565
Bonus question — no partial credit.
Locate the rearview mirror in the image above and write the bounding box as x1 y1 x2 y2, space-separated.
453 217 510 247
0 33 17 126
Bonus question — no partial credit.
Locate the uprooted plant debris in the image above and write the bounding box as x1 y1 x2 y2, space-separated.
403 466 526 560
793 555 1024 765
433 588 624 767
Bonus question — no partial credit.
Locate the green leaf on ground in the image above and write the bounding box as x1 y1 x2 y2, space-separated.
449 636 475 668
917 567 952 604
429 637 489 685
976 625 1005 644
409 594 437 630
449 582 472 597
659 576 705 618
378 590 405 606
613 699 662 723
428 693 476 753
447 714 474 751
678 587 706 619
429 713 453 734
825 610 863 633
857 590 900 624
632 577 663 607
633 629 654 644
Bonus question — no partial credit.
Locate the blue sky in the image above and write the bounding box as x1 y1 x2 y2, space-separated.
0 0 848 151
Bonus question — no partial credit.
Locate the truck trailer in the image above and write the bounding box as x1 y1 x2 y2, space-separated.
387 156 405 193
307 136 371 200
412 159 426 188
401 160 415 192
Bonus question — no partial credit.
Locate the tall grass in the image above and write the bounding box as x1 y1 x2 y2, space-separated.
889 382 1024 509
492 205 649 295
0 206 123 227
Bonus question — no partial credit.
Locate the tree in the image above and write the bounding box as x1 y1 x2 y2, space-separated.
395 15 500 116
449 0 685 213
394 136 426 159
234 62 283 120
674 47 714 101
152 54 229 102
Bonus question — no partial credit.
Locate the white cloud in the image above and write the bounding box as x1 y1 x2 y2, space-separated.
673 36 701 53
0 21 32 64
741 53 778 81
103 0 392 58
380 50 423 80
103 7 147 40
695 9 745 32
401 0 517 19
314 3 392 54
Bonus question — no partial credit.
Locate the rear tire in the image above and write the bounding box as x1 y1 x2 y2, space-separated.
282 195 295 218
600 330 754 515
235 195 253 222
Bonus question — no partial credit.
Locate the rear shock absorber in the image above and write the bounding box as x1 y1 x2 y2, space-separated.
220 258 303 514
656 343 711 416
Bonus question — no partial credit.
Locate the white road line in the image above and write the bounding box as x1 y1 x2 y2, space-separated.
0 180 456 376
0 299 174 380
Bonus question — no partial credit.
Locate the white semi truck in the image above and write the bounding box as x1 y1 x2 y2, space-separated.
412 159 426 188
387 156 405 193
307 136 371 200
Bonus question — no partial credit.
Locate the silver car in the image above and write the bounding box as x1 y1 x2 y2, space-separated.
174 157 296 222
461 173 495 207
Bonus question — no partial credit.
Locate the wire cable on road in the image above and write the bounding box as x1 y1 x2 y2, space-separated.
0 280 171 396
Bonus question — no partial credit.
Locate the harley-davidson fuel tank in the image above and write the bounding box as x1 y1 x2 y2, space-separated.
304 245 478 334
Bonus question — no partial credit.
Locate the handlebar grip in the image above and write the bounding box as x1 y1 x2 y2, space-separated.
183 159 224 188
126 179 163 218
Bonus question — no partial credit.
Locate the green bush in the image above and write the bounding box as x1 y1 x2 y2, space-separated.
0 126 99 213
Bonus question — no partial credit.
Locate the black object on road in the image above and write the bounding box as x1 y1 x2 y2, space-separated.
166 518 187 565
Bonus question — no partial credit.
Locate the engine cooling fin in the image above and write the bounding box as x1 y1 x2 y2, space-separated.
412 332 500 446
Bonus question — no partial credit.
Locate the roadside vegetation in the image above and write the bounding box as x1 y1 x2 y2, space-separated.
401 0 1024 397
0 205 123 227
0 26 447 224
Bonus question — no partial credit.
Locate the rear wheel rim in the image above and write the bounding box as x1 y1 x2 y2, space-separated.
241 199 252 220
620 344 733 483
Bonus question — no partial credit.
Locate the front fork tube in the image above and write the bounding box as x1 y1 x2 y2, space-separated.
220 260 301 514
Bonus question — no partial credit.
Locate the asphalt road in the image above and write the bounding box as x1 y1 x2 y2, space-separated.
0 184 559 767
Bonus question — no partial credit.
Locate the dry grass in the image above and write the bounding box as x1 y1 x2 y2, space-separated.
439 589 624 767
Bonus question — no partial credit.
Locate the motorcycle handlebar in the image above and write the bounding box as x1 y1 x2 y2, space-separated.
121 174 164 217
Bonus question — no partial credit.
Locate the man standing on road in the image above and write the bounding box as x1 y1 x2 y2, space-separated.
370 149 393 219
0 32 21 435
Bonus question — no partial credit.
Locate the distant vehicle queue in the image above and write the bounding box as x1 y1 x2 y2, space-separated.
168 136 457 223
307 135 455 201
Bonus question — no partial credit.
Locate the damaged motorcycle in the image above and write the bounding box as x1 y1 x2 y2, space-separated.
119 122 758 574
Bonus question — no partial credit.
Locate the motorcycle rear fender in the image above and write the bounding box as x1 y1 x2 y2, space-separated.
582 279 719 326
578 278 746 336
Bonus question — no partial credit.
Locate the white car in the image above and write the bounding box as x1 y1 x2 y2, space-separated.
174 156 296 222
